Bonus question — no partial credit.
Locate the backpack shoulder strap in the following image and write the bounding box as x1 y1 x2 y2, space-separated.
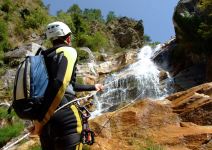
42 44 69 56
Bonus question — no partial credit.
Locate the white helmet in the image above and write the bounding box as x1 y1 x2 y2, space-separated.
46 21 72 40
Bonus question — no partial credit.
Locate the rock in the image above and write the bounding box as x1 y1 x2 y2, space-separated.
87 82 212 150
4 82 212 150
4 43 45 67
167 82 212 125
159 70 168 81
0 69 16 101
153 0 212 92
77 50 137 82
107 17 144 49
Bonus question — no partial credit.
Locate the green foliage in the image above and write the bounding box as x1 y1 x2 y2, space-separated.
143 35 152 43
174 10 201 40
29 144 42 150
173 0 212 54
0 107 9 119
57 10 76 33
0 107 16 120
72 14 89 35
83 8 104 22
0 122 24 147
76 32 108 51
197 0 212 40
0 0 17 21
142 140 164 150
0 108 24 147
106 11 117 23
23 7 49 29
67 4 82 15
198 0 212 10
76 48 90 61
0 19 9 55
0 0 12 13
198 22 212 39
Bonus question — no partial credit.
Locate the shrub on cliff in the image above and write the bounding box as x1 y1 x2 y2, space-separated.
197 0 212 41
0 108 24 147
173 0 212 55
0 20 10 60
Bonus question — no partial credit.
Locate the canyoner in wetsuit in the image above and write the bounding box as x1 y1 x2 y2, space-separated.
31 21 103 150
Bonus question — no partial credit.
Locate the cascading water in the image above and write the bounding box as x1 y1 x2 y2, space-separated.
93 45 172 115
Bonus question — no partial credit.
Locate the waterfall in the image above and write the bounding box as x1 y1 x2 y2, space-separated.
92 45 172 116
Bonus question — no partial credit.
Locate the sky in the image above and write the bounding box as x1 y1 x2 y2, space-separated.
42 0 179 43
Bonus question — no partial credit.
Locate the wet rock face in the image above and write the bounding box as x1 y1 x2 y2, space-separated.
89 82 212 150
153 0 212 91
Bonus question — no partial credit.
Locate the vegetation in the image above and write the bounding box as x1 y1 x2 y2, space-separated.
0 19 10 59
143 35 160 48
29 144 42 150
106 11 117 23
173 0 212 55
197 0 212 41
0 108 24 147
143 140 164 150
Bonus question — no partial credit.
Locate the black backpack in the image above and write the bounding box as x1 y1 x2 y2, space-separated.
11 54 49 120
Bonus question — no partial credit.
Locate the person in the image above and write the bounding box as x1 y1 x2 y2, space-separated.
30 21 103 150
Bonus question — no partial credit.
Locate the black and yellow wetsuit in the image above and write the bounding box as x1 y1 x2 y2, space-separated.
39 44 95 150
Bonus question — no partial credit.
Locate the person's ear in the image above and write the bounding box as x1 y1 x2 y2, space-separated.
66 35 71 45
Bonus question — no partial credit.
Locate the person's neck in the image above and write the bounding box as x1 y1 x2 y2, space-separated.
52 41 69 47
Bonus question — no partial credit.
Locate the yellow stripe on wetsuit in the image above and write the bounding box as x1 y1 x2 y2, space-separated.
41 47 77 125
70 105 82 133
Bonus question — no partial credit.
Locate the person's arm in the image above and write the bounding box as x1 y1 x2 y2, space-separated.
73 82 104 92
72 82 96 91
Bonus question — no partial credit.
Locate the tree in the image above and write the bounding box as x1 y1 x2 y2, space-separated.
83 8 104 22
67 4 82 15
57 10 76 33
106 11 116 23
143 35 151 43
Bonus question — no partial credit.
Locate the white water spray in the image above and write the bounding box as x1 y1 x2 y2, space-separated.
93 45 171 115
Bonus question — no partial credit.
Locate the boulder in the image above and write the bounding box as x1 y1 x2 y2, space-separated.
167 82 212 125
4 43 45 67
88 82 212 150
107 17 144 49
152 0 212 91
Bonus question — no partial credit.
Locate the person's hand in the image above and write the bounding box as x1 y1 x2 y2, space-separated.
95 84 104 91
29 121 43 137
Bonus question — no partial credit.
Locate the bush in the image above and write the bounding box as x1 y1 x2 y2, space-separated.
0 20 10 53
76 48 90 61
0 108 24 147
56 11 76 33
23 7 49 29
77 32 108 51
106 11 117 23
0 122 24 147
